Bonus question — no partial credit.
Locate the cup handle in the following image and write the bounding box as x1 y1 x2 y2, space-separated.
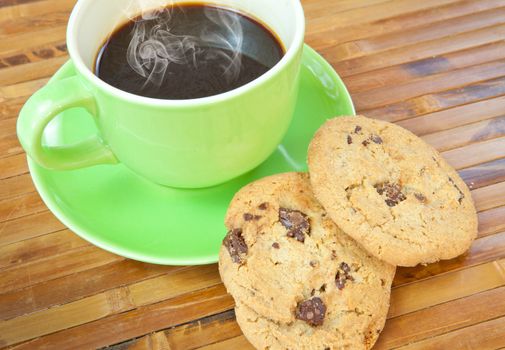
17 75 118 170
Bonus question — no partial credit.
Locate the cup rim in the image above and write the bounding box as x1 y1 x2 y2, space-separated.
67 0 305 107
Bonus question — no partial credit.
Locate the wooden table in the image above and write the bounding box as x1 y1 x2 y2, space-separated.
1 0 505 348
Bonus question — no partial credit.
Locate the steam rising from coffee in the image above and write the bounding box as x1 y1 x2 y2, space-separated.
125 1 243 89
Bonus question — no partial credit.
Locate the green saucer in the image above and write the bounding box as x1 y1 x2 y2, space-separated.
28 45 355 265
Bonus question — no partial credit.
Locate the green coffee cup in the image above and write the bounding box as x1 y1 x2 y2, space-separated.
17 0 305 188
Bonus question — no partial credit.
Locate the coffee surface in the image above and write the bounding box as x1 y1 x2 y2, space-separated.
95 4 284 99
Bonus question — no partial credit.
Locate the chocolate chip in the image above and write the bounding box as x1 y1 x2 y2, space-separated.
354 125 362 133
375 182 407 207
448 177 465 204
253 215 262 221
336 273 346 290
223 229 247 264
371 135 383 144
347 135 353 144
319 284 326 293
295 297 326 326
258 202 269 210
415 193 426 202
310 260 318 267
335 262 354 290
385 199 397 207
279 208 310 243
362 140 370 146
243 213 253 221
340 262 351 273
380 279 386 287
272 242 280 249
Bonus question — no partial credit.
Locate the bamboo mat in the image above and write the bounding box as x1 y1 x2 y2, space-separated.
1 0 505 349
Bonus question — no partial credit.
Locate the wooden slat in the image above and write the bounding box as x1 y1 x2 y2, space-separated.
307 0 505 49
0 173 33 199
164 310 241 350
0 96 27 121
325 6 505 63
0 265 221 346
0 77 48 100
0 191 47 223
111 310 242 350
0 0 50 9
0 26 66 56
375 286 505 349
442 137 505 170
460 158 505 190
197 336 253 350
0 154 27 179
0 55 67 86
396 95 505 135
422 115 505 152
0 209 64 246
0 41 67 68
333 24 505 78
364 76 505 122
346 41 505 93
308 0 460 34
478 206 505 238
0 260 178 321
0 229 88 271
393 231 505 287
9 284 234 350
110 310 248 350
0 0 74 22
397 314 505 350
471 181 505 212
0 287 136 347
389 259 505 318
303 0 390 20
353 60 505 110
0 246 123 295
0 11 68 40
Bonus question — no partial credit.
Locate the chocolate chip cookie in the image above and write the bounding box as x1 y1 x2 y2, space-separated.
308 116 478 267
219 173 395 350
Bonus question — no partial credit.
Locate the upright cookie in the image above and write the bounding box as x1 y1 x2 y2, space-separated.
219 173 395 350
308 116 477 267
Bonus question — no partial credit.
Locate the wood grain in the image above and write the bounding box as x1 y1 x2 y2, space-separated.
1 0 504 349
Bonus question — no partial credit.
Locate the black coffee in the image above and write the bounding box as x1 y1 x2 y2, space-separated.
95 4 284 99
